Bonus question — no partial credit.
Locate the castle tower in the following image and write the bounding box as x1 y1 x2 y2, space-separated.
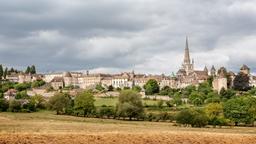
210 65 216 76
204 66 208 75
240 64 250 75
182 37 194 75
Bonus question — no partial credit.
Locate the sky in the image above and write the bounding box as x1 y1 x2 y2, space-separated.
0 0 256 74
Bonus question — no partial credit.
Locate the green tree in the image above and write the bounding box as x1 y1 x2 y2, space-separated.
159 86 171 95
171 92 183 106
108 85 114 91
0 98 9 112
95 84 105 91
31 80 46 88
219 88 236 100
15 91 29 99
233 72 251 91
48 93 72 115
189 91 204 106
144 79 159 95
74 91 95 117
204 103 227 127
29 94 46 110
223 96 256 126
0 65 3 80
176 109 208 128
117 90 144 120
132 85 142 92
3 67 8 79
30 65 36 74
25 66 31 74
8 99 22 112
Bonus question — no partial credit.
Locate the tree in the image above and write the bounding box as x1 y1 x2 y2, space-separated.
25 66 31 74
48 92 72 115
3 67 8 79
144 79 159 95
117 90 144 120
171 92 183 106
31 80 46 88
29 95 46 110
8 99 22 112
15 91 29 99
132 85 142 92
233 72 251 91
189 91 205 106
219 88 236 100
0 65 3 80
95 84 105 91
159 86 171 95
108 85 114 91
204 103 227 127
176 109 208 128
30 65 36 74
0 98 9 112
223 96 256 126
74 91 95 117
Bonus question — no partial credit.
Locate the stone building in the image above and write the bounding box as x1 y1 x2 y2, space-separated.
176 37 209 88
213 68 228 93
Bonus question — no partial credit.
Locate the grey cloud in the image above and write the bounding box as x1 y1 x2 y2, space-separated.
0 0 256 74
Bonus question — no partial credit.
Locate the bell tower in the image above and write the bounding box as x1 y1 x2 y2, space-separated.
182 37 194 74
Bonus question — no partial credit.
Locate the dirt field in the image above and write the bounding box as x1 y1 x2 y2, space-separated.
0 111 255 144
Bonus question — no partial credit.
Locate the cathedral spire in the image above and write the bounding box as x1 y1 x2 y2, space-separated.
184 36 191 64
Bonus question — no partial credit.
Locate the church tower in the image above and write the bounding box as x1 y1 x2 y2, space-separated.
182 37 194 75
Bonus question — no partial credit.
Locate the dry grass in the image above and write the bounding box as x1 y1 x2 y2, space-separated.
0 111 255 144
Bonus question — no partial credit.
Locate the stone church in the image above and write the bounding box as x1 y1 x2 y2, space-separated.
176 37 209 88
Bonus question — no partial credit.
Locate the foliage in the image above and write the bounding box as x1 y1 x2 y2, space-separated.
144 79 160 95
0 98 9 111
171 92 183 106
176 109 208 128
219 88 236 100
108 85 114 91
15 91 29 99
95 84 105 91
3 67 8 79
31 80 46 88
117 90 144 120
204 103 228 127
30 65 36 74
8 99 22 112
157 100 164 108
25 66 31 74
132 85 142 92
159 86 171 95
98 106 115 118
0 65 3 80
233 72 251 91
29 95 46 110
48 92 72 115
14 83 31 91
189 92 204 106
182 85 196 98
223 96 256 125
74 91 95 117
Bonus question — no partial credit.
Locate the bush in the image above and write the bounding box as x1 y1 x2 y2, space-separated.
176 109 208 128
157 100 164 108
116 90 144 120
98 106 115 118
9 99 22 112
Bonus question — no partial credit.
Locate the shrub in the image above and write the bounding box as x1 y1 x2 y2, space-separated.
99 106 115 118
176 109 208 128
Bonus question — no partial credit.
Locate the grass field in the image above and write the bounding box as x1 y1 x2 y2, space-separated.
0 111 255 144
95 97 161 107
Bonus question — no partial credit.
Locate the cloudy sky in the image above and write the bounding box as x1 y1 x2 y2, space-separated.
0 0 256 74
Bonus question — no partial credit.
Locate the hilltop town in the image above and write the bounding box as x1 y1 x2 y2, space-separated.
1 37 255 98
